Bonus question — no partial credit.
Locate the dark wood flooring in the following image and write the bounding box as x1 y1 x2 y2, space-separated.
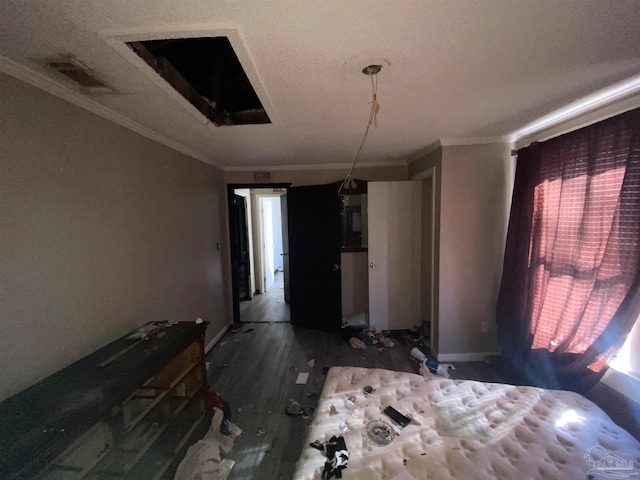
205 322 640 479
240 272 290 323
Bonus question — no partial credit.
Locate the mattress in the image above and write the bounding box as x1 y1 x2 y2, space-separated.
293 367 640 479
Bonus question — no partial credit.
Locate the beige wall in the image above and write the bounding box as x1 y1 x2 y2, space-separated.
409 144 514 358
0 73 232 402
225 165 407 186
410 148 442 353
437 143 514 356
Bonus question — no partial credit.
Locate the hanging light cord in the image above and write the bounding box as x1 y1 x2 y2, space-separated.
339 72 380 196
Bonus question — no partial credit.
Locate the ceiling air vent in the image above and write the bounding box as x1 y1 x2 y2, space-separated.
34 55 114 94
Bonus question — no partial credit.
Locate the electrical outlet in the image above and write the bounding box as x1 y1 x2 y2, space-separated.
480 321 489 333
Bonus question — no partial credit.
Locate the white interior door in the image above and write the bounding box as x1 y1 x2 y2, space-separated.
368 181 422 330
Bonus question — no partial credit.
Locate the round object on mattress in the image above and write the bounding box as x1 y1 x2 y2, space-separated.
366 419 396 446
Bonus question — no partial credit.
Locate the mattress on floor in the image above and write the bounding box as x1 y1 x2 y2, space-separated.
293 367 640 480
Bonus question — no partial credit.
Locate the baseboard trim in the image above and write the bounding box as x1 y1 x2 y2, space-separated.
436 351 499 362
205 322 231 354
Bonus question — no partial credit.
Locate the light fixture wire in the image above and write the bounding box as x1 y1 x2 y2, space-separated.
338 70 380 196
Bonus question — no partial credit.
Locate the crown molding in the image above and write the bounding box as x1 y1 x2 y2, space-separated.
224 159 408 172
0 54 222 169
512 74 640 147
438 136 514 146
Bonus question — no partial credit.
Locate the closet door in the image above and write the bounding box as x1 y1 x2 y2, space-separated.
368 181 422 330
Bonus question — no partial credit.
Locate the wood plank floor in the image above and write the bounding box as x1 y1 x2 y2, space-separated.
205 322 640 479
240 272 290 323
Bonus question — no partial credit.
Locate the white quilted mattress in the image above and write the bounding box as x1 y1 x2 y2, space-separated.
293 367 640 479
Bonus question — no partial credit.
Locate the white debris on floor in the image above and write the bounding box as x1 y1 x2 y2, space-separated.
173 408 241 480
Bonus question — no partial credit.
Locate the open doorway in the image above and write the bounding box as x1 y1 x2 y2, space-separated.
229 186 290 324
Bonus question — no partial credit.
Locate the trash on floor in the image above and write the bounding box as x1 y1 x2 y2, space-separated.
342 311 368 328
307 359 315 368
173 407 241 480
295 372 309 384
410 347 455 378
349 337 366 349
285 399 306 417
256 427 267 436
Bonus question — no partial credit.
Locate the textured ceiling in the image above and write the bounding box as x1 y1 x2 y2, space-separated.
1 1 640 169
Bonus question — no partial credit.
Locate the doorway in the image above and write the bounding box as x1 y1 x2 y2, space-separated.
229 186 290 324
410 169 437 354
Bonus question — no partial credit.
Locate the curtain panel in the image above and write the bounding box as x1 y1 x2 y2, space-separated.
496 108 640 393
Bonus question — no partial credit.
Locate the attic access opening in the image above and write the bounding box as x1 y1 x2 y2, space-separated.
128 37 270 126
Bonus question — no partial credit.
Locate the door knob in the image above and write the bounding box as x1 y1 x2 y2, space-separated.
370 262 376 269
280 252 287 256
333 264 341 271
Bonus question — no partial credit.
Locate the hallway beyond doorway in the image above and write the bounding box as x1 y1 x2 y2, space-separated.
239 271 290 323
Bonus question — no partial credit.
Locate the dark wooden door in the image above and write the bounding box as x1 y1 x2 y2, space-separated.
280 193 290 304
232 194 251 300
287 184 342 331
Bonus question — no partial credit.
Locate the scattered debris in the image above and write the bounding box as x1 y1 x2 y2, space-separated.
173 407 241 480
256 427 267 436
195 318 204 324
219 341 228 346
380 337 395 348
349 337 367 349
295 372 309 385
358 355 367 360
205 362 211 370
342 311 368 328
307 359 315 368
285 399 305 417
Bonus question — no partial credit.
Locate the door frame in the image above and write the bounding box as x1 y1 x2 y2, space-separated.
410 168 438 354
227 183 291 324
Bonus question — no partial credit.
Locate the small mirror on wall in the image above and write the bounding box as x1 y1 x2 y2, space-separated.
337 179 368 251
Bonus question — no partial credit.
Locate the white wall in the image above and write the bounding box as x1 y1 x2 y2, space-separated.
265 197 283 271
0 73 232 402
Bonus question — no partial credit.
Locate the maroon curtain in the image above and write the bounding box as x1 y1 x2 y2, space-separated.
496 108 640 393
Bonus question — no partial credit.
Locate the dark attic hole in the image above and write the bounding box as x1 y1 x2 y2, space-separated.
128 37 270 126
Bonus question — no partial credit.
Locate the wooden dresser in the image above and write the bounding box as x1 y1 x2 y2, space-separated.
0 321 210 479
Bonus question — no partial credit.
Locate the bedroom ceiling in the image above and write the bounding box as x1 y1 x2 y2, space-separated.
1 1 640 169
